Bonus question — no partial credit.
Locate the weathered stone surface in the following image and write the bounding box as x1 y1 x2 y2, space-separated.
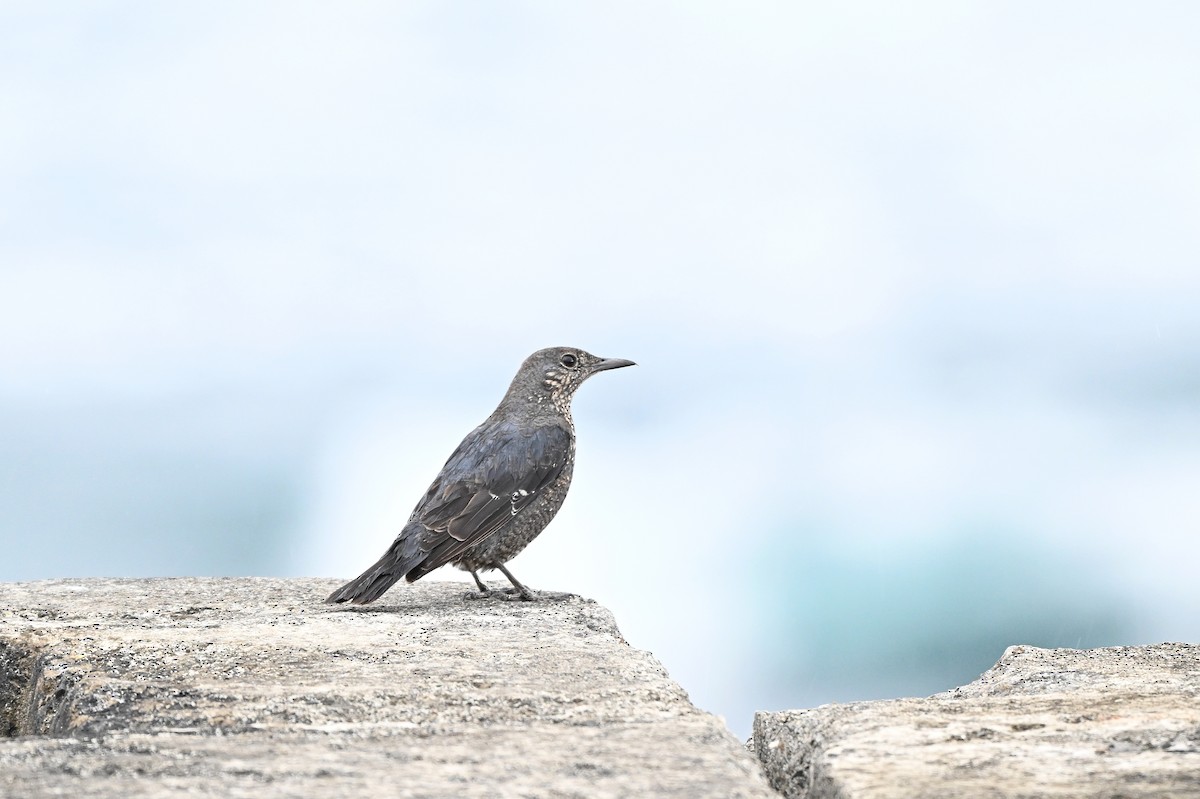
0 578 773 798
754 643 1200 798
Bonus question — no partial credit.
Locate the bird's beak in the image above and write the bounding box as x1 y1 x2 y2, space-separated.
591 357 637 373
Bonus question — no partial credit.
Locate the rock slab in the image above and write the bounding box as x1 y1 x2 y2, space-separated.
754 643 1200 798
0 577 774 798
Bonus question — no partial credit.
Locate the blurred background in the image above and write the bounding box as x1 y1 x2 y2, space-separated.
2 2 1198 738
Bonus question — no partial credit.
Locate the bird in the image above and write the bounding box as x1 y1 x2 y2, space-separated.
325 346 635 604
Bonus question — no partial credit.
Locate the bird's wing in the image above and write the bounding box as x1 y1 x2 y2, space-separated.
407 420 571 573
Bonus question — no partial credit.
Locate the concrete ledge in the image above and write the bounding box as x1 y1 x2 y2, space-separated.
753 643 1200 798
0 578 774 798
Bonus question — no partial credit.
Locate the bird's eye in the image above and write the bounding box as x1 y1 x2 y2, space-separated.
560 353 578 368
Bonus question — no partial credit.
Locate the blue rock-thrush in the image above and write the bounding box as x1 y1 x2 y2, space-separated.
326 347 635 604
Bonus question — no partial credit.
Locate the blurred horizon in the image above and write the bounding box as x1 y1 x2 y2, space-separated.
3 2 1200 738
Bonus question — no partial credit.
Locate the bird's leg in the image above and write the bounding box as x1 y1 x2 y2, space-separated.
496 564 536 601
470 570 492 594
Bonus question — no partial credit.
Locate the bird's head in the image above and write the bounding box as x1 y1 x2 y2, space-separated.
507 346 636 408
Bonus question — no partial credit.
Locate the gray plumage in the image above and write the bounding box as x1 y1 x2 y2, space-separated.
326 346 635 604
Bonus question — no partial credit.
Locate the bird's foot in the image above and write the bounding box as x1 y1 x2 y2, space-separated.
463 570 496 600
462 587 533 601
493 564 537 601
495 586 537 601
464 587 576 602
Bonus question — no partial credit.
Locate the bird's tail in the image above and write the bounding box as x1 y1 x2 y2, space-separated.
325 531 425 605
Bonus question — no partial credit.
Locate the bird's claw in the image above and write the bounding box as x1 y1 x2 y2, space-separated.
463 587 536 601
481 586 534 601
